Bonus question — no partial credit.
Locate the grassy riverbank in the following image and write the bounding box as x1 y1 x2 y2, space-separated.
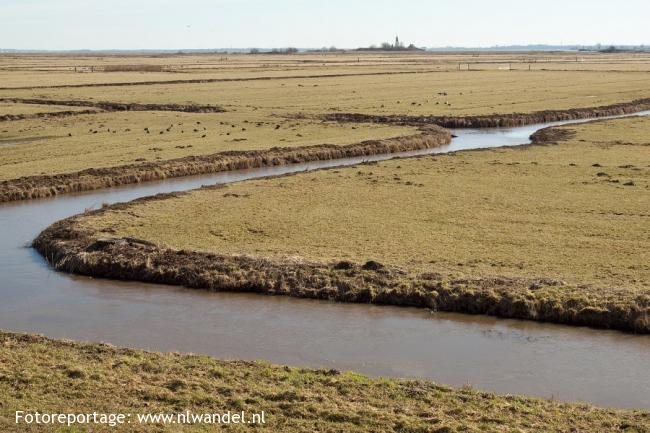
1 330 648 433
36 116 650 332
0 111 415 181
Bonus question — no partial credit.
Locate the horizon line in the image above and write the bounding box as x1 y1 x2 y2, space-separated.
2 43 649 53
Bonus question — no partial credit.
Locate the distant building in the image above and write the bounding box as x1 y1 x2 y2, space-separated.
357 36 422 52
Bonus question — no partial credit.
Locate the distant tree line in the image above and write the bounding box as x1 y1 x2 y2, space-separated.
357 37 423 52
248 47 299 54
358 44 422 52
245 38 425 55
599 45 626 53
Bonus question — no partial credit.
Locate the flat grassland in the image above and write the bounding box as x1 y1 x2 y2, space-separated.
3 51 650 88
5 69 650 117
8 52 650 427
2 52 650 185
1 331 648 433
63 116 650 332
0 112 412 181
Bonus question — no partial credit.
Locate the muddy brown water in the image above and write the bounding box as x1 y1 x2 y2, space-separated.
1 112 649 409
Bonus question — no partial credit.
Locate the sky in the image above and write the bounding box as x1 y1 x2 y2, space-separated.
1 0 649 50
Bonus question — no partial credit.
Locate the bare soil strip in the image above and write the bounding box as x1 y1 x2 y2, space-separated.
0 69 442 91
32 126 650 334
322 98 650 128
0 127 450 202
3 331 648 433
0 109 100 122
0 97 226 114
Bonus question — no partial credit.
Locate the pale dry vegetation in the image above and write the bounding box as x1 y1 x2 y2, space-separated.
2 52 650 191
0 111 414 181
5 69 650 117
2 51 650 88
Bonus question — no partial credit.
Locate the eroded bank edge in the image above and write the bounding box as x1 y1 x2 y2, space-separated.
0 127 450 202
31 125 650 333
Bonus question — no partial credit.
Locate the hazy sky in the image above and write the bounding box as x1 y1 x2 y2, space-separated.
2 0 649 50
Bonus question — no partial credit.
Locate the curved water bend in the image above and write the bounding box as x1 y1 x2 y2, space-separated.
1 112 650 409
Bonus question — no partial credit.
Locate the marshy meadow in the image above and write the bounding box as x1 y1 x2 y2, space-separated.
1 47 649 432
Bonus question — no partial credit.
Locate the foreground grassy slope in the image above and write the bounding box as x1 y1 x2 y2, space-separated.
61 116 650 331
1 331 648 433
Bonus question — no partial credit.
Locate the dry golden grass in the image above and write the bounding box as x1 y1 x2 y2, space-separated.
2 51 650 81
80 116 650 319
8 53 650 431
4 69 650 117
0 111 413 181
2 52 650 183
1 331 648 433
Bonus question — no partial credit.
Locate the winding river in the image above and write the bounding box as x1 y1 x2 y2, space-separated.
1 112 649 409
